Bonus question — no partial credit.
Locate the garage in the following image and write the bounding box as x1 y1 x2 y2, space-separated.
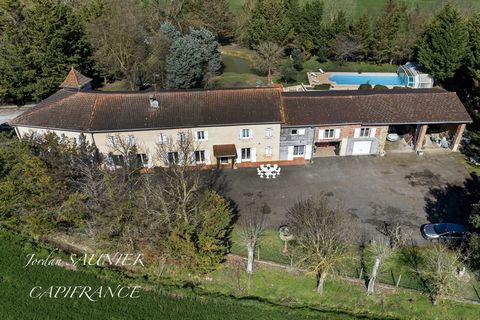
352 141 372 155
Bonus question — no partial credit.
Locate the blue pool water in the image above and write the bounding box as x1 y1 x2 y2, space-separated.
328 74 406 86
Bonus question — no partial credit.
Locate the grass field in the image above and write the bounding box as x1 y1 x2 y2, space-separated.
0 228 360 320
228 0 480 16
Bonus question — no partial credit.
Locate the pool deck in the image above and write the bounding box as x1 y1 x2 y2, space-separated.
307 71 403 90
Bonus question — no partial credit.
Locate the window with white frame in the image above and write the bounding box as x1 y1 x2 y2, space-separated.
178 132 186 144
324 129 335 139
195 150 205 163
127 135 136 146
167 152 179 165
265 146 273 157
359 128 370 137
158 133 167 145
108 135 118 147
196 131 207 141
136 154 148 167
241 148 251 160
291 128 305 135
241 129 251 139
265 128 273 138
293 145 305 156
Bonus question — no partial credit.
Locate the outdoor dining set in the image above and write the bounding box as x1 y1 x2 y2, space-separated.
257 164 281 179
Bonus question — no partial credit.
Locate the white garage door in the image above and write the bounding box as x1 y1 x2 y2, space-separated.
352 141 372 155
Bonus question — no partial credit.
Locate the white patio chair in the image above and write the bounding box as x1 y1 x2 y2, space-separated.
277 167 281 175
319 68 325 74
272 164 278 170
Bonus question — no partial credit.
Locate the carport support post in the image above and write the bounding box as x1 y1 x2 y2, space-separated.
414 124 428 152
451 123 466 152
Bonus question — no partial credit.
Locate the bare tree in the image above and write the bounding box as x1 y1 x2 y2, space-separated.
239 207 266 274
287 195 358 295
366 222 409 293
412 244 468 305
252 42 283 84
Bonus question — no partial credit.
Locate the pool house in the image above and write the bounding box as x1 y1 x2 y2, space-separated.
397 62 434 89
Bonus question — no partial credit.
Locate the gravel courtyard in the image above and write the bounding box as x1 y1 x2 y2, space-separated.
217 153 476 242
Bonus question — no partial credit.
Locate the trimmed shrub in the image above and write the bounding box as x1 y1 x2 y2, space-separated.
374 84 388 90
358 83 372 90
313 83 331 90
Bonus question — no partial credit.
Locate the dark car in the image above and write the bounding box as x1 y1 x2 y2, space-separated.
421 223 467 240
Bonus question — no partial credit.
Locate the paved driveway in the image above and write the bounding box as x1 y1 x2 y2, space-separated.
216 153 474 242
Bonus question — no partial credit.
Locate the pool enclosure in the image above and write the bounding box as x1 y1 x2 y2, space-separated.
397 62 434 88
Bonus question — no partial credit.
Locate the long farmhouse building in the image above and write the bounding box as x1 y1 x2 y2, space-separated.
11 69 472 168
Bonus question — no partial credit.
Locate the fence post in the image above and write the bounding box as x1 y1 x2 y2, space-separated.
396 274 402 288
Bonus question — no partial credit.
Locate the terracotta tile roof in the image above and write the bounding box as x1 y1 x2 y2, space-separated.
59 68 93 89
11 87 283 131
213 144 237 157
282 89 472 126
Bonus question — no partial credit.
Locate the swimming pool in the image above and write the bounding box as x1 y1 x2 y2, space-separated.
328 73 406 86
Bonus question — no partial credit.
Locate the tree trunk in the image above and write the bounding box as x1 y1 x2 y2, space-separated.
367 256 381 293
267 68 272 85
316 272 326 295
246 242 255 274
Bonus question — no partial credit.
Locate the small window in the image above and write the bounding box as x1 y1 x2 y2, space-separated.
265 128 273 138
265 146 273 157
241 148 251 160
292 129 305 135
293 145 305 156
127 135 136 147
324 129 335 139
360 128 370 137
196 131 206 141
195 150 205 163
168 152 179 165
136 154 148 167
178 132 186 144
241 129 251 139
158 133 167 145
108 135 118 147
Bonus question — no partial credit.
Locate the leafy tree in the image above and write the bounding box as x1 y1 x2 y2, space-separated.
416 3 469 82
86 0 168 90
164 26 222 89
184 0 236 44
252 42 283 84
0 0 93 103
292 48 303 70
280 61 297 83
244 0 294 47
287 195 358 295
466 13 480 83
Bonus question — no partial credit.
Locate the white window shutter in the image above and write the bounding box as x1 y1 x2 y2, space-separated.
334 128 341 139
251 148 256 162
239 130 243 139
204 131 208 141
147 153 153 168
305 145 312 160
236 148 242 163
298 128 305 135
318 129 325 140
287 146 294 160
193 131 198 141
250 129 253 138
205 149 211 165
354 128 361 138
189 152 196 164
369 127 376 138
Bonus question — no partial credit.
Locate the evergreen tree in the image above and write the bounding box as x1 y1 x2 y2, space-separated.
467 13 480 83
164 26 222 89
371 0 406 64
292 48 304 70
298 0 324 55
0 0 93 103
351 13 373 61
244 0 294 47
416 3 469 82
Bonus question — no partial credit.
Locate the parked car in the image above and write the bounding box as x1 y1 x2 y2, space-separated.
420 223 467 240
